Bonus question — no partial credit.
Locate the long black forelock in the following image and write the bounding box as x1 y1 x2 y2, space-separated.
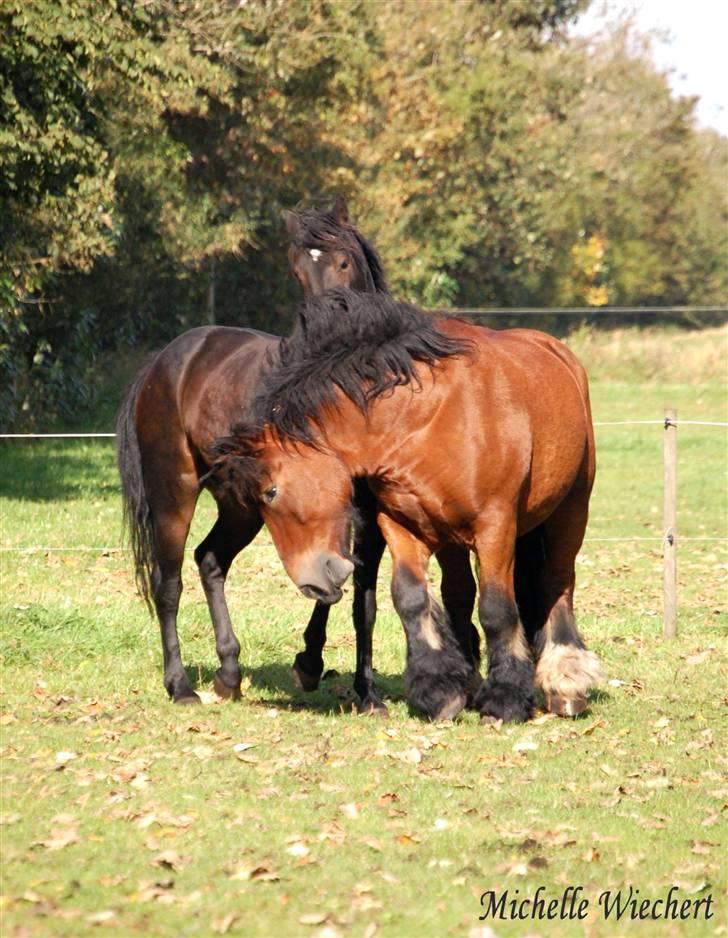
291 206 388 293
250 289 471 444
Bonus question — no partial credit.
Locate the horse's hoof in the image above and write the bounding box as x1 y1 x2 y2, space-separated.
357 698 389 717
291 661 321 692
174 692 201 705
213 672 242 701
544 693 587 717
432 692 466 722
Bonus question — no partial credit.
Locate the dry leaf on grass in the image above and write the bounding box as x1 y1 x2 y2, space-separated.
36 825 80 851
228 863 279 882
153 850 188 871
299 912 329 926
212 913 239 934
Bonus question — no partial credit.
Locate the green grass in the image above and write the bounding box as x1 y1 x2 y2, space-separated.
1 326 726 937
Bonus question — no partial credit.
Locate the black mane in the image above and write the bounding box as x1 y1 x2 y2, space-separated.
248 289 470 445
289 205 388 293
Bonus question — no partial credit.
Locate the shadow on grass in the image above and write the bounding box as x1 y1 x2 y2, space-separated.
188 661 406 716
0 440 118 502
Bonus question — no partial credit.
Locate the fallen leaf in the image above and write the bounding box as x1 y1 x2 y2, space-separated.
299 912 328 926
152 850 187 872
228 864 279 883
37 826 80 851
394 748 422 765
691 841 718 855
86 910 116 925
55 751 78 766
286 842 310 858
212 913 239 934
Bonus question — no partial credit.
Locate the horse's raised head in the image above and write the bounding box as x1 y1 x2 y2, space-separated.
286 197 387 297
211 427 355 605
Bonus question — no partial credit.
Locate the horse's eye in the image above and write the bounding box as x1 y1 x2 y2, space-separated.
340 259 349 270
263 485 278 503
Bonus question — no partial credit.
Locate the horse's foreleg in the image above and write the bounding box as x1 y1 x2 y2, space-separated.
352 503 387 715
473 512 535 723
195 509 262 700
379 516 471 722
291 603 330 692
435 543 482 706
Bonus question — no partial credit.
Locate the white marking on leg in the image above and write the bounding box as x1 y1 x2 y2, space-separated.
535 642 604 698
419 609 442 651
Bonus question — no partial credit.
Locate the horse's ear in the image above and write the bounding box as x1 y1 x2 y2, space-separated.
332 195 349 224
284 210 301 242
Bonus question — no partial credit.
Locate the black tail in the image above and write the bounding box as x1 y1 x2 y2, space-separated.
116 357 158 612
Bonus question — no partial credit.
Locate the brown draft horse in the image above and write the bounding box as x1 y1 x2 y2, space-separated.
116 198 476 709
212 289 604 723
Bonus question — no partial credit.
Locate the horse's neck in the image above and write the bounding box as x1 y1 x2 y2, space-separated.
323 378 439 480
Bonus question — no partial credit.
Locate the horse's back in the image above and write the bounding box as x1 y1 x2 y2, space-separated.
136 325 279 467
430 319 595 532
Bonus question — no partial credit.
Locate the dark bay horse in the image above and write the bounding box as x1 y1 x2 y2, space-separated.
212 289 604 723
116 199 385 706
117 199 476 709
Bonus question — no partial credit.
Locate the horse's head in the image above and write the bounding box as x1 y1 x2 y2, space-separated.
213 429 355 605
285 196 387 297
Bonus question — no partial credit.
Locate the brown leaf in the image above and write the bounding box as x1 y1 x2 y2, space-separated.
37 826 80 851
212 913 239 934
86 910 116 925
396 833 421 846
299 912 328 926
393 748 422 765
153 850 187 872
691 840 718 855
378 792 399 805
229 864 279 883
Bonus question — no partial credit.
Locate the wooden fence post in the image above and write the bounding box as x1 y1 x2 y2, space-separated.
663 408 677 638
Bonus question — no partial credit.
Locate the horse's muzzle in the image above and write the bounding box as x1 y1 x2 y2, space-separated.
297 552 354 605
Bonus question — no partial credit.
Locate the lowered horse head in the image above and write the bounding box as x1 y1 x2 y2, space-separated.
210 429 355 606
286 196 388 296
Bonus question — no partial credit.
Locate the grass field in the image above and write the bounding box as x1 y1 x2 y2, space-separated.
1 325 726 937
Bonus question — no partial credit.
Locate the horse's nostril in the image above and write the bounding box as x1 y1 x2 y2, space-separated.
325 556 354 587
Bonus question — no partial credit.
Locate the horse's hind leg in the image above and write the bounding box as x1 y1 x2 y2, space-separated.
194 507 263 700
152 504 199 704
535 486 603 716
473 511 535 723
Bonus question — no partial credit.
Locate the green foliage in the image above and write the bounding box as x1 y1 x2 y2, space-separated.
0 0 725 428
